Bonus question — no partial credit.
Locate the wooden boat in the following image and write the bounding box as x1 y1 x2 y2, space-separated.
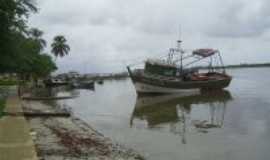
127 40 232 93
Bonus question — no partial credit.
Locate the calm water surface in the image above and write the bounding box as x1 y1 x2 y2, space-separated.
57 68 270 160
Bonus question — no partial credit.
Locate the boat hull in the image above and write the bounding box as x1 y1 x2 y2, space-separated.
44 82 68 87
134 82 200 93
129 72 232 94
70 81 95 90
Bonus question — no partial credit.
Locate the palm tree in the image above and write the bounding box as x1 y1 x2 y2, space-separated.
51 35 70 60
29 28 47 51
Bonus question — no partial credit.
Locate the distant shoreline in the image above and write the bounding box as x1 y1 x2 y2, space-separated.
54 63 270 82
90 63 270 79
199 63 270 70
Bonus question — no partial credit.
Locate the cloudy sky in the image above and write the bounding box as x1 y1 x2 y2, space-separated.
29 0 270 73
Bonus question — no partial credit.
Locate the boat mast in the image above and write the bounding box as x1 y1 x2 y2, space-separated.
177 39 183 74
177 26 184 74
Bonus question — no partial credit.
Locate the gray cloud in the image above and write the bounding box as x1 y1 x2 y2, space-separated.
29 0 270 73
205 0 270 38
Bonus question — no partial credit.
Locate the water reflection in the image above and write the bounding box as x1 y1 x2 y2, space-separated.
24 86 83 113
30 86 81 98
131 90 232 144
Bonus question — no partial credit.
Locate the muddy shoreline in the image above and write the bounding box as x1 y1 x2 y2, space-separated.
22 100 144 160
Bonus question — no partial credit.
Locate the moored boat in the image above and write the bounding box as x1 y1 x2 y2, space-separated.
127 40 232 94
70 81 95 90
44 78 68 87
97 80 104 85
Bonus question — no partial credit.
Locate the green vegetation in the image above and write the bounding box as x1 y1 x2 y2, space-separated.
0 80 18 86
0 0 69 82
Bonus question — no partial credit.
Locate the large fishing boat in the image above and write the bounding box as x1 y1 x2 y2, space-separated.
127 40 232 93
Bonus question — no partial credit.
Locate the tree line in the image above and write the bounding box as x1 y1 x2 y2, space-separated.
0 0 70 80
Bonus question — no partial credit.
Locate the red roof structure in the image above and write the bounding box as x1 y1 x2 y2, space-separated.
193 49 218 57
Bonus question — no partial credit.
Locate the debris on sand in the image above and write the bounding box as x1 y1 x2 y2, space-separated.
23 100 145 160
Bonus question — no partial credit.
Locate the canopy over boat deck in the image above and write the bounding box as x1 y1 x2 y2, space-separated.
192 49 218 58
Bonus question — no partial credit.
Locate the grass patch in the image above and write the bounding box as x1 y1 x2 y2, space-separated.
0 99 6 118
0 79 18 86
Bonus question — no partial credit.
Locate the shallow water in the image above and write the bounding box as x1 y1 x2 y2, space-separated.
55 68 270 160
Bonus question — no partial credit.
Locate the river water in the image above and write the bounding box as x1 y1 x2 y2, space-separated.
54 68 270 160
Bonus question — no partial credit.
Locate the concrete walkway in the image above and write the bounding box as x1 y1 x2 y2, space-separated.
0 96 38 160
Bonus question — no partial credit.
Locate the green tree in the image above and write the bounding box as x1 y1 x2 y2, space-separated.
12 31 56 80
51 35 70 59
0 0 37 73
31 54 57 84
0 0 57 87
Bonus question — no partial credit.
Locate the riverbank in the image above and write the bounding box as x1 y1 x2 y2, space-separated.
21 99 144 160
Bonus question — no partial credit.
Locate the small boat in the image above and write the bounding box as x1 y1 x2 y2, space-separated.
44 78 68 87
97 80 104 85
70 81 94 90
127 39 232 94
